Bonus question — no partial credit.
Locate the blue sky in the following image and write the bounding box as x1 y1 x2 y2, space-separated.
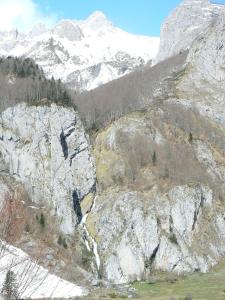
0 0 225 35
36 0 182 36
35 0 225 36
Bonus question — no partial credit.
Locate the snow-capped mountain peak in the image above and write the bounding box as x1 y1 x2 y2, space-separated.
51 20 84 41
0 11 160 91
29 23 47 38
84 11 112 30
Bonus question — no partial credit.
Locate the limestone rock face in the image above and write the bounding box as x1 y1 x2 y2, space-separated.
0 103 96 234
87 108 225 283
155 0 224 63
176 11 225 125
89 185 223 283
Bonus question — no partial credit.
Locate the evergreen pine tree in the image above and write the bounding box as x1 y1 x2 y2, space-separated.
1 270 19 300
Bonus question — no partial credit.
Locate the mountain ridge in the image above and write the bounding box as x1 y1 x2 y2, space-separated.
0 11 159 91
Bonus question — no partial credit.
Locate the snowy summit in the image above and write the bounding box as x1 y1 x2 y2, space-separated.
0 11 160 91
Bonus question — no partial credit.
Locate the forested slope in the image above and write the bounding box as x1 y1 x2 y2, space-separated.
0 57 72 111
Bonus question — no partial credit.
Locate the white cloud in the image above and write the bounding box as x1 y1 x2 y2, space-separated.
0 0 58 32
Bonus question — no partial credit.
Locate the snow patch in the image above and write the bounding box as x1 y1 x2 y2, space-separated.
0 241 87 299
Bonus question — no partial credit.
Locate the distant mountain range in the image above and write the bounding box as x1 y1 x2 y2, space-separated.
0 11 159 91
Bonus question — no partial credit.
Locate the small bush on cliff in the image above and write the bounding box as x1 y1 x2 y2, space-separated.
188 132 193 143
39 213 45 228
57 235 63 246
169 233 178 245
25 223 30 233
57 235 68 249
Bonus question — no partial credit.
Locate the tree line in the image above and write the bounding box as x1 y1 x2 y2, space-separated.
0 56 72 112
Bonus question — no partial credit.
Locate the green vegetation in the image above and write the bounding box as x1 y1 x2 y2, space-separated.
39 213 45 228
25 223 30 233
169 233 178 245
188 132 193 143
57 235 68 249
0 56 73 112
86 262 225 300
152 151 157 166
131 262 225 300
108 293 128 299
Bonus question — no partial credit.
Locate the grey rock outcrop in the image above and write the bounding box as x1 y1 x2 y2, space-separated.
155 0 224 63
86 106 225 283
0 103 96 234
177 10 225 125
89 185 224 283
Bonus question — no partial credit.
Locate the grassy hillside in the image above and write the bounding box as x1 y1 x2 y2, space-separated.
84 261 225 299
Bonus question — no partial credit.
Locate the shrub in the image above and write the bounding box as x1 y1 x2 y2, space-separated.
57 235 68 249
39 213 45 228
108 293 118 298
57 235 63 246
188 132 193 143
62 238 68 249
169 233 178 245
25 223 30 233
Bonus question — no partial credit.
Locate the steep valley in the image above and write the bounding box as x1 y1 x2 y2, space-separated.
0 0 225 299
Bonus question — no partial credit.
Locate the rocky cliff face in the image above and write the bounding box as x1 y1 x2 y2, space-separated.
0 103 96 234
86 108 225 283
83 1 225 284
155 0 224 63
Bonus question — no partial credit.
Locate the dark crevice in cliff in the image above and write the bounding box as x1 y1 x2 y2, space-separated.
172 262 178 271
65 127 75 138
192 191 205 231
149 243 160 266
90 182 97 194
169 215 173 233
60 122 76 160
69 147 88 166
60 129 68 159
72 190 83 224
192 210 198 231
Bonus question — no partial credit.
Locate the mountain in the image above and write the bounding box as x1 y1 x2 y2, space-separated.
1 0 225 297
81 0 225 283
155 0 224 63
0 12 159 91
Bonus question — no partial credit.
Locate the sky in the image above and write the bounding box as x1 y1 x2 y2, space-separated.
0 0 225 36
